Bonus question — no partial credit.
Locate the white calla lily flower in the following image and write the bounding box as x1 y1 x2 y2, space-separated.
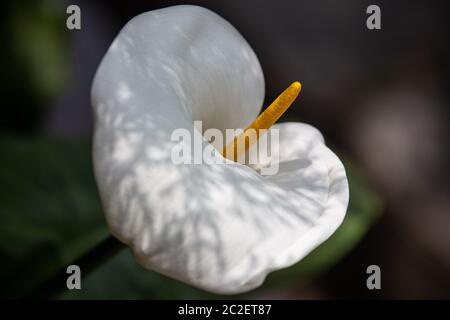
91 5 349 294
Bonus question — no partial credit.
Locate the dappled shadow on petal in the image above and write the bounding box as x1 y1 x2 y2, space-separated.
91 6 348 294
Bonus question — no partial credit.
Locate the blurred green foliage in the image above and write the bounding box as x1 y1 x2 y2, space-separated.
0 137 107 298
1 1 67 133
0 136 382 299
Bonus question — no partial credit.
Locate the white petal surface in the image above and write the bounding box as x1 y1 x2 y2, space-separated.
91 5 349 294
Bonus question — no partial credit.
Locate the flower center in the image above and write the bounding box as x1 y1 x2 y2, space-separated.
221 81 301 161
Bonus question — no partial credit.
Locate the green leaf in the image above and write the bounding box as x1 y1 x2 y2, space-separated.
62 249 216 299
0 136 108 298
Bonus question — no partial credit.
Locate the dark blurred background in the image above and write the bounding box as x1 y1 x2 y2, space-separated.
0 0 449 299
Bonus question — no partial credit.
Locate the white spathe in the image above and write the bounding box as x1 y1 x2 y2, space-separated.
91 5 349 294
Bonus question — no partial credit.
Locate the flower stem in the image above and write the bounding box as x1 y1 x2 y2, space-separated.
24 235 125 299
